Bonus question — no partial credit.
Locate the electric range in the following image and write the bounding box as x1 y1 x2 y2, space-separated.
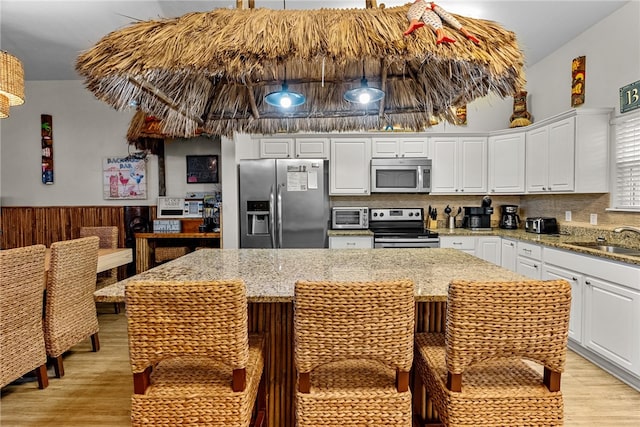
369 208 439 248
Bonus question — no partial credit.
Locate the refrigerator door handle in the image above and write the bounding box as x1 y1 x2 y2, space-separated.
269 185 276 248
277 183 283 248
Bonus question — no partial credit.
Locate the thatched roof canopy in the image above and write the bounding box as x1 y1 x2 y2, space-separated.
76 3 525 142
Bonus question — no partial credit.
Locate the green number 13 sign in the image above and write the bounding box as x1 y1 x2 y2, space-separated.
620 80 640 113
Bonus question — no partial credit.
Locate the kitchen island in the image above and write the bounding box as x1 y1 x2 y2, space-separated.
95 248 528 426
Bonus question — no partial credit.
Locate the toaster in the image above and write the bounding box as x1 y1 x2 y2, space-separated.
525 217 558 234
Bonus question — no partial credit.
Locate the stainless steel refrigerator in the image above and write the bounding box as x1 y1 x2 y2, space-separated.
239 159 329 248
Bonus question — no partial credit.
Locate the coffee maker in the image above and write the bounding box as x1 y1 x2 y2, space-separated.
461 206 493 230
499 205 520 229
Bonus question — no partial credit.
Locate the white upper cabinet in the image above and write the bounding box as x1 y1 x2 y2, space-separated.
371 137 429 158
526 117 575 192
524 108 611 194
329 138 371 195
431 136 487 194
260 137 329 159
488 132 525 194
260 137 294 158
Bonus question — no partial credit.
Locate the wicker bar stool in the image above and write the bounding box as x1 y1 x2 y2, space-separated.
44 236 101 378
413 279 572 427
125 280 267 427
0 244 49 389
294 279 415 426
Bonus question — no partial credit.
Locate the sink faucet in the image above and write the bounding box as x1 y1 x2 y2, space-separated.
613 226 640 235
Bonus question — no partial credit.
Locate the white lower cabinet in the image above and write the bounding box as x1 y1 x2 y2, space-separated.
542 264 583 343
516 241 542 279
476 236 501 265
328 235 373 249
584 276 640 376
439 236 475 256
500 238 517 271
543 247 640 388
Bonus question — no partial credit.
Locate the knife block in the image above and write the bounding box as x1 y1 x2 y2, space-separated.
428 219 438 230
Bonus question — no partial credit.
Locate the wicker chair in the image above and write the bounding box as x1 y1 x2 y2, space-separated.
79 226 119 288
0 244 49 389
44 236 101 378
294 279 415 426
80 226 121 313
125 280 267 427
413 279 572 427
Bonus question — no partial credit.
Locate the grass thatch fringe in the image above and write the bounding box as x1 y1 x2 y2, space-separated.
76 4 525 142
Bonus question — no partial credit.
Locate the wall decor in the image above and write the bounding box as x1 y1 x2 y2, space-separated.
571 56 586 107
186 155 218 184
454 105 467 126
103 155 147 199
620 80 640 113
41 114 54 184
509 91 532 128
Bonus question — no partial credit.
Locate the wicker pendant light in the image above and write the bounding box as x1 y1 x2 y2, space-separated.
0 51 25 118
0 94 9 118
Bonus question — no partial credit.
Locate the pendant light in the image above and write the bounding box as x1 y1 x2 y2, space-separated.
0 50 25 118
343 61 384 104
264 66 306 109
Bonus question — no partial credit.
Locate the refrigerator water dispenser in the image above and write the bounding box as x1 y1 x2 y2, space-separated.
247 201 270 235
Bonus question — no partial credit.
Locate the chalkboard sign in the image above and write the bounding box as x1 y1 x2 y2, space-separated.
186 155 218 183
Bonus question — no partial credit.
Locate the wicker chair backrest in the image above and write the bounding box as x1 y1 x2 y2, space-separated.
294 279 415 373
445 279 571 374
126 280 249 373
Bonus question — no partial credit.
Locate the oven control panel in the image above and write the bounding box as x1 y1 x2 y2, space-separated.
370 208 423 222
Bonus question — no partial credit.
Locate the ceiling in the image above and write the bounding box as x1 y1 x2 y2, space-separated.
0 1 629 81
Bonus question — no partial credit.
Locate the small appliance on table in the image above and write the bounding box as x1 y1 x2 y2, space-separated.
369 208 439 248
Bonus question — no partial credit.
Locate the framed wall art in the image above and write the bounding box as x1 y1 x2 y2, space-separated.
103 155 147 199
186 155 218 184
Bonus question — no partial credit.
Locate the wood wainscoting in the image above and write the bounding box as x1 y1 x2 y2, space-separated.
1 206 127 249
1 206 130 281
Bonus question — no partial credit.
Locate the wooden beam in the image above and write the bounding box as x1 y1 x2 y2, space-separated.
128 76 204 126
378 59 388 118
246 83 261 119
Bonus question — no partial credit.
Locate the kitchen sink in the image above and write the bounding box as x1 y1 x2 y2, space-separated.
567 242 640 257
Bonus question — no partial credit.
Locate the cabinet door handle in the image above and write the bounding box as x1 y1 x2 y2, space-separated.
585 280 591 285
572 277 578 281
542 187 547 191
346 242 355 246
453 242 463 245
533 264 538 269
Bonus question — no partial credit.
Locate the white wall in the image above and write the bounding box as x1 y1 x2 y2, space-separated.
526 1 640 120
0 80 156 206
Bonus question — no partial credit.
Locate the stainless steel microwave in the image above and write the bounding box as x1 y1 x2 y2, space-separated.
331 207 369 229
370 158 431 193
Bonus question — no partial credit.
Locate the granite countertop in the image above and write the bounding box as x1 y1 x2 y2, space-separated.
434 227 640 266
94 248 528 304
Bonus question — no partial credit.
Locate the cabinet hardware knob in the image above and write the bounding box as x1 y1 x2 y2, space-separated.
585 280 591 285
572 277 577 281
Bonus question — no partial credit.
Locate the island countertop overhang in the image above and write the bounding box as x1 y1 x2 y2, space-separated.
95 248 530 304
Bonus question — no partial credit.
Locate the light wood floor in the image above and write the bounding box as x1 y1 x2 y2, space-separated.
2 306 639 426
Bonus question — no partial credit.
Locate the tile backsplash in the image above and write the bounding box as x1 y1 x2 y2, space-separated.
331 192 638 230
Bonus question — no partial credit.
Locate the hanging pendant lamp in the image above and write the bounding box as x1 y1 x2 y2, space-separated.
0 50 25 118
343 62 384 104
265 66 305 109
265 82 306 108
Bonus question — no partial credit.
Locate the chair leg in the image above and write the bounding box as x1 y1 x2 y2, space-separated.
52 355 64 378
113 302 121 314
91 332 100 352
413 368 424 426
35 364 49 389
